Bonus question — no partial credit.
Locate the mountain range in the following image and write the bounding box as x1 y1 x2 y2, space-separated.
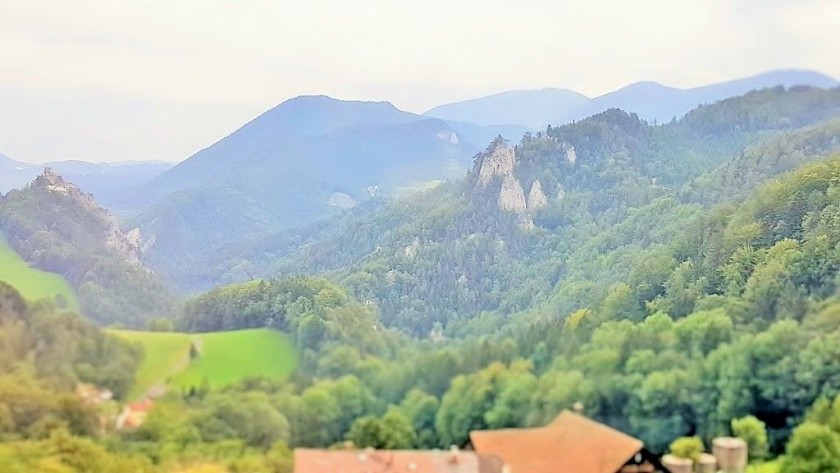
425 69 839 128
0 154 173 212
3 69 838 274
129 96 528 262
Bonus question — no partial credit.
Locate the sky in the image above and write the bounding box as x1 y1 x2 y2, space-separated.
0 0 838 163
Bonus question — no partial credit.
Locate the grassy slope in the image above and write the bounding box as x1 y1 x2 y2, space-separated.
0 235 79 311
176 329 297 390
108 330 194 400
108 328 297 400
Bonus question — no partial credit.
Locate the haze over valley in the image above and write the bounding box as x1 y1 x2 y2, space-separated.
2 2 840 472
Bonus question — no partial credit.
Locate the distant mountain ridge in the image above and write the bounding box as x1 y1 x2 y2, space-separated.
425 69 839 128
133 95 516 268
0 154 172 212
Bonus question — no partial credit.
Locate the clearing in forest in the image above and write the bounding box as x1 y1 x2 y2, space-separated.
108 328 297 400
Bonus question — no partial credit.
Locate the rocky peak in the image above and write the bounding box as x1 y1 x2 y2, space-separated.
498 175 527 213
31 169 145 267
527 180 548 211
477 140 516 186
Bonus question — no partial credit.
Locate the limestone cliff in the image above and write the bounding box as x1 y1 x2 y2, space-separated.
34 168 144 266
527 180 548 211
565 144 577 164
477 142 516 186
498 175 527 213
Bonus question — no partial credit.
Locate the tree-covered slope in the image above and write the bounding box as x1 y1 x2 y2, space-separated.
131 96 498 267
247 86 840 336
0 171 175 326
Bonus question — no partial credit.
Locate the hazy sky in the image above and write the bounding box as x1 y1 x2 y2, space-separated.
1 0 838 163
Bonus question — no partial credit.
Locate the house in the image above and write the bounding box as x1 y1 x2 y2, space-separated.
470 410 668 473
76 383 114 404
293 447 503 473
116 399 155 430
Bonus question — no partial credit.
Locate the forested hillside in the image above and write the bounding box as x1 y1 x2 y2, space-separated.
135 156 840 457
228 86 840 336
0 282 141 423
0 170 175 326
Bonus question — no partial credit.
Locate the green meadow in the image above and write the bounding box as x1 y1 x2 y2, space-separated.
108 328 297 400
0 235 79 311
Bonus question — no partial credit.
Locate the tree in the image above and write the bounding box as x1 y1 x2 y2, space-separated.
669 436 704 463
398 390 440 448
731 415 768 460
347 410 416 449
780 422 840 473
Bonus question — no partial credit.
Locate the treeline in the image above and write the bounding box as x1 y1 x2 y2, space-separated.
177 277 387 356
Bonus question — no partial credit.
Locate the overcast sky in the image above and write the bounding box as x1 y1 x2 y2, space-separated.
1 0 838 163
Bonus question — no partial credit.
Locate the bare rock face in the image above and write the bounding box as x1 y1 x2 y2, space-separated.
35 168 145 267
437 130 460 144
566 145 577 164
328 192 357 209
478 142 516 186
527 180 548 211
498 175 527 213
105 227 143 266
403 238 420 258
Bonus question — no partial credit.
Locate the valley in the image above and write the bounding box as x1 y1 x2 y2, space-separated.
3 79 840 473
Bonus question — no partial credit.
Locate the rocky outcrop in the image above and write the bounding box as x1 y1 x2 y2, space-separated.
328 192 357 209
527 180 548 211
34 168 144 266
437 131 460 144
498 175 527 213
478 142 516 186
473 140 546 224
404 238 420 258
565 145 577 164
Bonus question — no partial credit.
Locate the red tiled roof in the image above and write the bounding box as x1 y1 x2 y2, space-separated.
470 410 643 473
127 399 154 412
294 448 502 473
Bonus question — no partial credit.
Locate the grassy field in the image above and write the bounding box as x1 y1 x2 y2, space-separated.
108 330 194 400
108 328 297 400
0 236 79 311
176 329 297 390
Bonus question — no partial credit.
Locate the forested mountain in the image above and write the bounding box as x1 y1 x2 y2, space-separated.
425 69 838 128
148 86 840 330
425 88 589 129
0 170 174 326
131 96 523 268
